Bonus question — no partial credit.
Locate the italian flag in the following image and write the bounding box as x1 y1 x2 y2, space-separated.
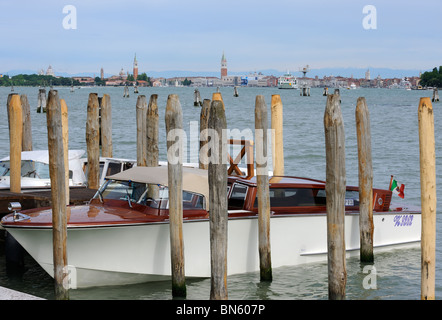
389 176 405 199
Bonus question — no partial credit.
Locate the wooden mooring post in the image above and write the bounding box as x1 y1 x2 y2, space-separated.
146 94 159 199
20 94 32 151
61 99 69 202
355 97 374 262
46 90 69 300
165 94 186 298
37 88 46 113
324 93 347 300
136 95 148 166
86 93 100 189
208 97 228 300
8 94 23 193
271 94 284 176
100 94 113 158
255 95 272 281
432 88 439 102
147 94 159 167
199 99 211 170
194 89 202 106
418 97 436 300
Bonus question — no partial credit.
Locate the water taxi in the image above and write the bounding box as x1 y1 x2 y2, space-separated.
1 166 420 288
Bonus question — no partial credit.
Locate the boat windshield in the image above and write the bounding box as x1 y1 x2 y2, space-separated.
96 179 206 210
0 160 66 179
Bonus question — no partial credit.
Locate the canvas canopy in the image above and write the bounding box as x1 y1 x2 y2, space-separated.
107 165 210 208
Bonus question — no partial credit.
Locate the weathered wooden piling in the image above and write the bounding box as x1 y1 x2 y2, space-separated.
324 93 347 300
418 97 436 300
233 86 239 97
37 89 46 113
136 95 148 166
208 98 228 300
432 88 439 102
61 99 69 202
300 85 310 96
194 89 202 106
255 95 272 282
165 94 186 298
271 95 284 176
146 94 159 167
146 94 159 199
20 94 32 151
199 99 211 170
355 97 374 262
86 93 100 189
46 90 69 300
100 94 113 158
8 94 23 193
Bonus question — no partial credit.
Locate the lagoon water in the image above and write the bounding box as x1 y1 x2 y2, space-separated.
0 85 441 300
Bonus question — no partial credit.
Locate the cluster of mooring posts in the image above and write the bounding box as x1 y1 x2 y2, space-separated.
3 87 437 300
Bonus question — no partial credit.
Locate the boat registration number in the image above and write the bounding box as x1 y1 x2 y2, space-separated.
394 214 414 227
345 199 354 206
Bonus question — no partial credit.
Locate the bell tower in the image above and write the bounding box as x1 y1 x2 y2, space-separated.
221 51 227 79
133 53 138 80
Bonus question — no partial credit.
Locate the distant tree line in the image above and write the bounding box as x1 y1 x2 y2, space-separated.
127 72 152 86
420 67 442 88
0 74 80 87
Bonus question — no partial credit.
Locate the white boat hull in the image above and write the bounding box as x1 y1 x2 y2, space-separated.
5 211 421 288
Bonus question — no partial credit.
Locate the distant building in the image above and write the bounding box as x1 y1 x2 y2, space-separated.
72 76 94 85
46 65 55 76
119 68 127 79
100 67 104 80
365 69 371 80
133 54 138 80
221 52 227 79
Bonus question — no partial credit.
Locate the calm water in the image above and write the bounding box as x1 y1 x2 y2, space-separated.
0 85 441 300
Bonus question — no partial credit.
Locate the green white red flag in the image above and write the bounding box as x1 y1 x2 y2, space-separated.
389 176 405 198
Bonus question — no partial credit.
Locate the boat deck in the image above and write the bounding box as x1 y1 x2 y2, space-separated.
0 188 97 216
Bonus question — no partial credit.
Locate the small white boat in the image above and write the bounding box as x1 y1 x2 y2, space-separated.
1 166 421 289
0 150 86 191
0 150 138 191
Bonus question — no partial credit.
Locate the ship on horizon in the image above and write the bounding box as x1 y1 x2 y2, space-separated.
278 71 298 89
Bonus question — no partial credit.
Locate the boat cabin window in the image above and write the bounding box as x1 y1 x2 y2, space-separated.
97 180 206 210
253 188 326 207
252 188 360 208
0 160 73 179
106 162 123 176
228 184 248 209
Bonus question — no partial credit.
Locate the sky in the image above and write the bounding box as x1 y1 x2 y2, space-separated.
0 0 441 77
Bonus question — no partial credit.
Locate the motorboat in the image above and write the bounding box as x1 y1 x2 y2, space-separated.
0 150 87 191
0 150 138 191
1 166 421 288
